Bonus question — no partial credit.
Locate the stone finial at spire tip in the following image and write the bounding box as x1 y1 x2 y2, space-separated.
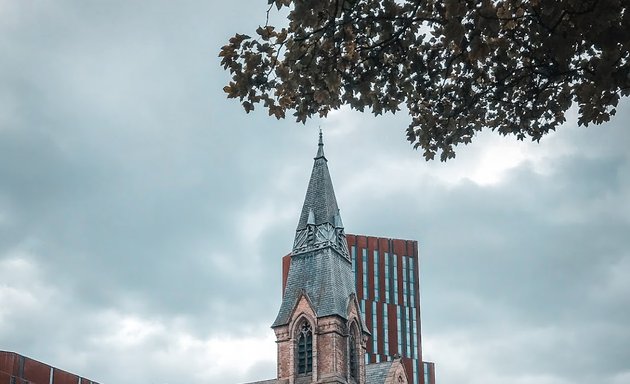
315 128 326 159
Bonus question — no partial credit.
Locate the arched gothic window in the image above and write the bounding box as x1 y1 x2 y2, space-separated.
349 332 358 379
297 322 313 374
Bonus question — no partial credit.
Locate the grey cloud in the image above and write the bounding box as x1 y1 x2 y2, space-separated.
1 1 629 384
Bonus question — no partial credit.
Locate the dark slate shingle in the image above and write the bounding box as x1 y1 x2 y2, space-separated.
273 133 366 333
272 248 355 326
295 136 339 231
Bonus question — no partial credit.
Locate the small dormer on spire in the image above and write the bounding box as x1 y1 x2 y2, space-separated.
334 209 344 229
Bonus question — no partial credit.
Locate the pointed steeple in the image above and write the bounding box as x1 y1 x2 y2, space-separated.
292 131 348 259
271 131 370 384
295 129 337 230
273 131 358 328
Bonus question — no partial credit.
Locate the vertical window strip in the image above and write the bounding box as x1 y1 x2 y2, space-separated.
410 257 415 306
410 258 416 306
374 250 379 301
405 309 412 357
393 255 399 305
412 308 417 334
362 248 368 298
407 257 414 307
404 291 407 308
403 256 408 307
396 306 402 354
400 306 407 357
410 282 415 307
384 252 390 303
372 301 378 354
383 302 389 355
408 307 414 358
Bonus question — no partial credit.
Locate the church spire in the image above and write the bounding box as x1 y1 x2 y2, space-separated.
292 131 349 259
273 131 356 328
271 131 370 384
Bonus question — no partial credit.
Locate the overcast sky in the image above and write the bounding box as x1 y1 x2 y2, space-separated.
1 1 629 384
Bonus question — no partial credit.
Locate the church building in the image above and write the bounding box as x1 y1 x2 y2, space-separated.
242 133 409 384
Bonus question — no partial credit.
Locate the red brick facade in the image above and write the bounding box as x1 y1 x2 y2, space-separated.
0 351 98 384
273 293 367 384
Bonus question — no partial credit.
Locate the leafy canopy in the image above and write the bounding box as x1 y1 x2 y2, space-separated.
220 0 629 160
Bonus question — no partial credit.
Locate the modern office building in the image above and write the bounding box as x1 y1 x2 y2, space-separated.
347 234 428 384
0 351 98 384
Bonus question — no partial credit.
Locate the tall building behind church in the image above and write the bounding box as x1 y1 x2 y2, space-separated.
347 235 435 384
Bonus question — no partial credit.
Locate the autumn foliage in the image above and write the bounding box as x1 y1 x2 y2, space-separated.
220 0 629 160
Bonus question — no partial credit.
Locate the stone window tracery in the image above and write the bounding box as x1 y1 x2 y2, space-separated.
297 322 313 374
349 324 359 380
349 333 358 379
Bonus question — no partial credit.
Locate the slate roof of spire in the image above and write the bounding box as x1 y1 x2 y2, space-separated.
272 247 358 327
295 130 339 231
272 133 365 329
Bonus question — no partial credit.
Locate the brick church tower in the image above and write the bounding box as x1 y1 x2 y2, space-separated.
242 133 409 384
271 132 369 384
